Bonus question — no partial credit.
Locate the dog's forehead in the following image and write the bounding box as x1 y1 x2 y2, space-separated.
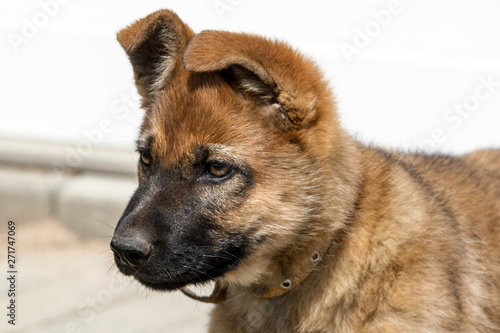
142 72 259 167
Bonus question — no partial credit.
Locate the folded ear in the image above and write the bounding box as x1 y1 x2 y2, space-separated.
117 10 194 108
183 31 328 131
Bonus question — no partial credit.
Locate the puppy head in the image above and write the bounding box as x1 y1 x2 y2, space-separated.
111 10 353 295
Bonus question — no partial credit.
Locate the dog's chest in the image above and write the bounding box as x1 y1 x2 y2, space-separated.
211 294 292 332
212 293 339 333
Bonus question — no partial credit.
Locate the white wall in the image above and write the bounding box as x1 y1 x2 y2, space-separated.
1 0 500 155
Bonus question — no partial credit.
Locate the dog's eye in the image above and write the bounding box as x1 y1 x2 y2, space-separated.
206 162 231 178
140 151 152 166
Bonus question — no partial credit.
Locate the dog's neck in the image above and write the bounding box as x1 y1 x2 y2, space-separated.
257 224 338 299
181 230 336 303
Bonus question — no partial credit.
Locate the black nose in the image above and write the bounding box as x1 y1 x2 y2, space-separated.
110 234 151 268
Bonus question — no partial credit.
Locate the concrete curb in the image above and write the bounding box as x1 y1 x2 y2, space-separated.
0 166 137 237
0 137 139 236
57 173 137 237
0 166 61 222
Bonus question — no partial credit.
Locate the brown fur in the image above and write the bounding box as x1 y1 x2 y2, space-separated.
114 9 500 332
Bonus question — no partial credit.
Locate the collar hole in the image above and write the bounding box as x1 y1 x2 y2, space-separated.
281 279 292 289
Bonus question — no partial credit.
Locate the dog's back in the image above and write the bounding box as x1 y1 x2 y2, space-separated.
398 149 500 244
352 148 500 331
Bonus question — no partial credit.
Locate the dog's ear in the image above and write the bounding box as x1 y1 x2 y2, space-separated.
117 10 194 108
183 31 329 131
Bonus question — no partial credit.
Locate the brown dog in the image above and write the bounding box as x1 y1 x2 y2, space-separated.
110 9 500 332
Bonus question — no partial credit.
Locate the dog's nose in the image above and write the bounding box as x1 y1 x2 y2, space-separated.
110 234 151 268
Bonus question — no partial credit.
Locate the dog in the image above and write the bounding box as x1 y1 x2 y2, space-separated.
110 9 500 332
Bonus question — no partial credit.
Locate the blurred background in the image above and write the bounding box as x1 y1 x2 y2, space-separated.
1 0 499 332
